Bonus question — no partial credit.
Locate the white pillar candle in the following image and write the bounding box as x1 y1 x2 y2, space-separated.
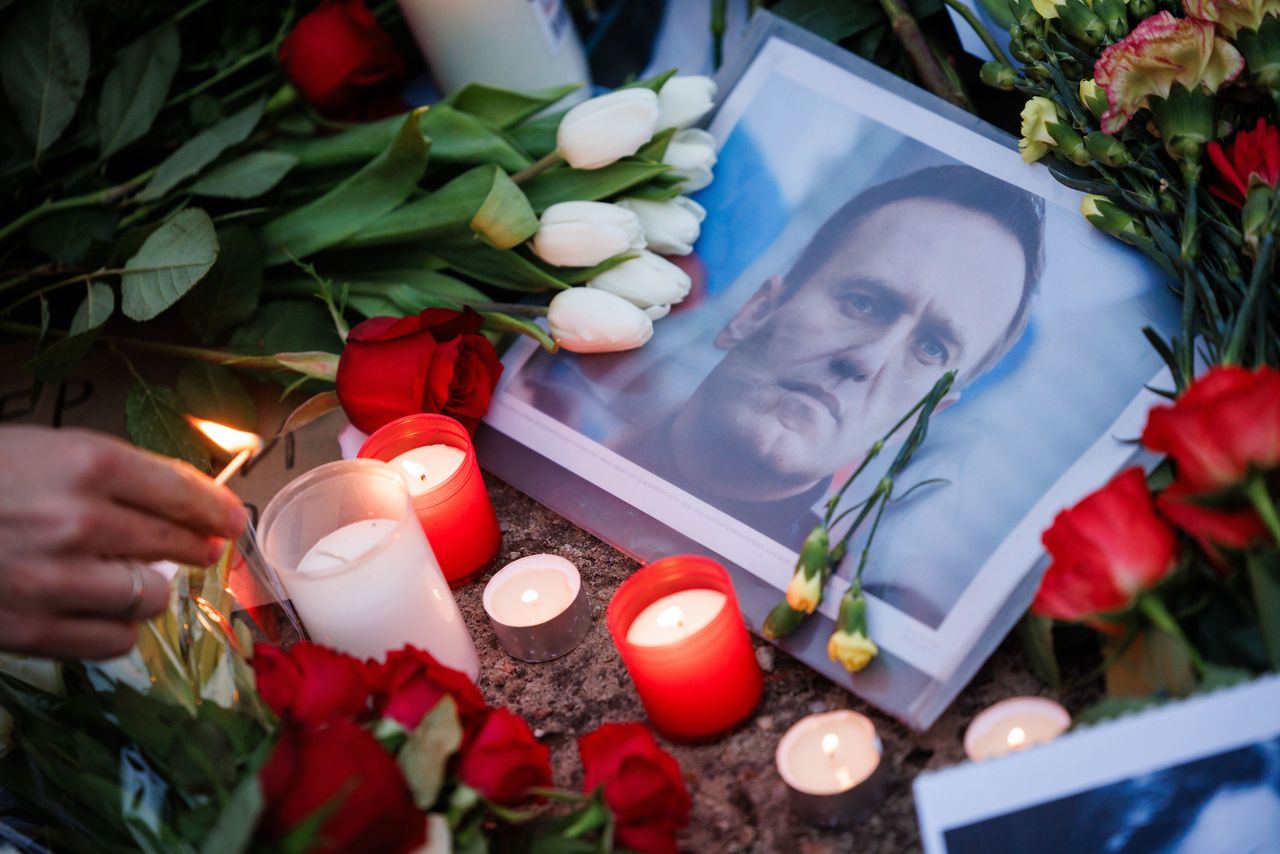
624 588 726 647
963 697 1071 761
398 0 590 95
259 460 480 679
390 444 466 496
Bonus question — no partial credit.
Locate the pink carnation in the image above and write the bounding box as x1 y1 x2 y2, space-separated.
1183 0 1280 37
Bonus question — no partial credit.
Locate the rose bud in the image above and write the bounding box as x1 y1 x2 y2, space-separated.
531 201 646 268
663 129 717 192
615 196 706 255
557 89 660 170
548 287 654 354
587 251 692 313
657 75 717 129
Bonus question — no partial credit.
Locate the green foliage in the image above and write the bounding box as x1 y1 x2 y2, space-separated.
447 81 582 128
125 376 211 471
28 210 118 265
0 0 90 155
176 363 256 430
398 697 463 809
432 244 570 293
96 22 180 159
139 100 265 201
121 208 220 321
521 160 670 213
178 225 263 343
258 111 430 265
229 299 342 359
191 150 298 199
25 282 113 381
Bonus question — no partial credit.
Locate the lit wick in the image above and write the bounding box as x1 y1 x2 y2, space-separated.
401 459 429 485
823 732 855 789
188 417 263 485
521 587 543 619
657 605 685 630
1007 726 1027 749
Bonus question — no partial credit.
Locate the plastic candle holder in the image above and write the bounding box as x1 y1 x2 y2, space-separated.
257 459 479 677
776 710 891 827
358 414 502 587
606 555 763 740
483 554 591 662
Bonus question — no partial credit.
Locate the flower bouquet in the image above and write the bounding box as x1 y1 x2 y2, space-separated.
0 0 719 468
0 551 690 853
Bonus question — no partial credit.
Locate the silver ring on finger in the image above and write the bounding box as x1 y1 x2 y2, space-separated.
120 563 145 619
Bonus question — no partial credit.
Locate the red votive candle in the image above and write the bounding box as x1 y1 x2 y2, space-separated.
358 414 501 586
607 555 763 740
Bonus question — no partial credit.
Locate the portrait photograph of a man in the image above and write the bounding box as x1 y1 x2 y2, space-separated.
480 29 1179 726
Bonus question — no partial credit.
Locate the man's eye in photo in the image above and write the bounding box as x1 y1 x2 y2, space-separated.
843 292 881 318
919 337 949 364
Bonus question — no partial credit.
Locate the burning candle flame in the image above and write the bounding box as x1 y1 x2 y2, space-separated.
521 589 539 604
187 417 261 455
401 459 429 483
1007 726 1027 748
822 733 840 756
656 605 684 629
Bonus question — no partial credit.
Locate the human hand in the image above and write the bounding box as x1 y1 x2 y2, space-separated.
0 426 245 659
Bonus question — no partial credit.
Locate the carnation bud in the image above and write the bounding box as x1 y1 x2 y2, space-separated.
785 570 825 615
587 250 692 311
557 89 660 170
763 601 807 640
1058 0 1105 48
1079 79 1109 120
1092 0 1128 39
547 287 654 353
1081 194 1146 244
1048 122 1091 165
615 196 706 255
980 61 1019 91
1084 131 1131 165
1151 85 1215 161
663 129 717 192
531 201 645 268
1127 0 1156 22
656 75 717 130
1236 18 1280 90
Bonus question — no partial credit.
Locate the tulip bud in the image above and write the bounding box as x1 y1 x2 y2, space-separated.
663 129 717 192
980 61 1019 91
656 75 717 130
531 201 645 268
1084 131 1131 165
1079 79 1109 120
587 250 692 311
615 196 706 255
557 89 661 170
547 287 654 353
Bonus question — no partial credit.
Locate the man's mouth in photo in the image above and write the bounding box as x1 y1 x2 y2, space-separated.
778 380 842 421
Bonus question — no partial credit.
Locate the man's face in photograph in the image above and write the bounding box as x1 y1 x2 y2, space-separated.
673 196 1027 499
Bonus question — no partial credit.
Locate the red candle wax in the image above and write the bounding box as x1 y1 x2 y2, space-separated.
358 414 501 586
607 555 763 740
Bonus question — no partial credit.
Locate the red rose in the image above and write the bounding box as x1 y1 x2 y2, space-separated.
1207 118 1280 210
369 645 488 733
252 642 371 726
257 719 424 853
278 0 406 121
1142 366 1280 493
1156 482 1269 570
1033 468 1180 624
579 722 690 854
336 308 504 435
457 708 552 805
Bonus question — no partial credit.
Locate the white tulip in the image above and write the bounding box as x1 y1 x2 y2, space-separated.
549 287 654 353
587 250 691 310
663 129 717 192
531 201 646 267
557 89 660 170
657 75 717 129
644 304 671 321
615 196 706 255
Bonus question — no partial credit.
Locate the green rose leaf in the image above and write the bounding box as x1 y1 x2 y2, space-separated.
230 300 342 356
258 110 430 265
433 244 569 293
121 208 219 321
24 282 114 381
446 81 581 128
521 160 670 213
397 696 463 810
191 150 299 199
177 362 256 430
317 269 486 318
139 100 264 201
0 0 89 155
97 22 180 159
179 225 262 342
125 377 211 472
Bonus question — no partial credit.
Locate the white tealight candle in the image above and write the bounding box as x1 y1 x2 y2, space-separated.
390 444 466 496
964 697 1071 761
624 589 727 647
482 554 591 662
776 710 888 826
